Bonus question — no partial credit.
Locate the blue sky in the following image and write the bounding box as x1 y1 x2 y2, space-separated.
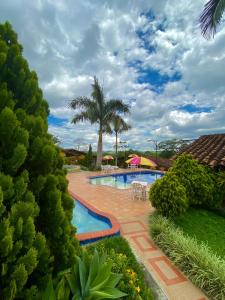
1 0 225 151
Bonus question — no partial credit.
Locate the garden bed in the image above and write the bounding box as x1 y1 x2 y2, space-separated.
150 213 225 299
173 207 225 259
86 236 153 300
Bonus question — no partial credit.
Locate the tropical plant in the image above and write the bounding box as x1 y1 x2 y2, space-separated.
149 172 188 217
87 237 153 300
112 117 131 166
0 21 80 299
41 250 127 300
200 0 225 38
69 77 130 168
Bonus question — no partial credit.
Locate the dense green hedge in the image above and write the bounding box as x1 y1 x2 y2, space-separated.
150 213 225 299
149 154 223 217
0 22 80 298
149 172 188 217
87 237 153 300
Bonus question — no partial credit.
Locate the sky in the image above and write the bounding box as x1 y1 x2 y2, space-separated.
1 0 225 151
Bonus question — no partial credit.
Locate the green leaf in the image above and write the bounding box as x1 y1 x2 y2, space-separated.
86 250 99 286
91 287 127 299
105 273 123 288
55 277 70 300
77 256 87 294
42 279 55 300
91 263 112 290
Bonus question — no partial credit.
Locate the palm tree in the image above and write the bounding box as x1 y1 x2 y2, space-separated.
200 0 225 38
69 77 130 168
112 118 131 166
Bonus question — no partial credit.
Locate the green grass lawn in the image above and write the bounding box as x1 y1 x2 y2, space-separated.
173 208 225 259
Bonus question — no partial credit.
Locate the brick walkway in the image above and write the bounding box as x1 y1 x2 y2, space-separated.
67 171 208 300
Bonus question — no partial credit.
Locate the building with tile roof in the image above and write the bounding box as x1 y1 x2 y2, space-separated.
178 134 225 169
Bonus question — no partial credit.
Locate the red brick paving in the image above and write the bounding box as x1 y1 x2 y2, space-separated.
68 171 208 300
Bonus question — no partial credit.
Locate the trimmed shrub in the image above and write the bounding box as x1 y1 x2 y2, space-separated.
0 22 80 298
87 237 153 300
172 154 217 207
150 213 225 299
149 172 188 217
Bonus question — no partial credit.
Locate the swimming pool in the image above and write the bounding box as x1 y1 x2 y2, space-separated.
72 200 111 234
90 171 163 189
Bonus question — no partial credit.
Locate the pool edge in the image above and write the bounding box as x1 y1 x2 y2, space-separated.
69 190 120 245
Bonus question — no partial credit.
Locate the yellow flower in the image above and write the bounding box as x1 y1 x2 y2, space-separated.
129 280 133 284
130 271 136 277
135 286 141 293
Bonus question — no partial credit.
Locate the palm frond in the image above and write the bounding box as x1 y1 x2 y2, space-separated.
71 111 91 124
105 99 130 115
102 123 113 134
200 0 225 38
112 116 131 133
91 76 104 114
69 97 93 110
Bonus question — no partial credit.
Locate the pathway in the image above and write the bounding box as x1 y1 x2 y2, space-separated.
67 171 208 300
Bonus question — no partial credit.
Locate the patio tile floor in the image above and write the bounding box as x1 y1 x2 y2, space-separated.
68 171 208 300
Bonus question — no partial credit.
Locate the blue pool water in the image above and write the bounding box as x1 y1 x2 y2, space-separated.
72 200 111 234
91 171 163 189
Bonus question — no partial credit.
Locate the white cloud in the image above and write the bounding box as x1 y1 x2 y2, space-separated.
1 0 225 150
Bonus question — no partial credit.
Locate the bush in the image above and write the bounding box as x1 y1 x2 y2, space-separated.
172 154 218 207
149 172 188 217
0 22 80 299
150 213 225 299
87 237 153 300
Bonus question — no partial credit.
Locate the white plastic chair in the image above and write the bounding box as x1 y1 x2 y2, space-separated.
131 181 148 201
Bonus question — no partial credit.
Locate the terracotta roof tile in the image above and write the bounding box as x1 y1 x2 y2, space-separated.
178 134 225 168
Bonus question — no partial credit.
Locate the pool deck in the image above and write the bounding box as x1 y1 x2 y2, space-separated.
67 170 208 300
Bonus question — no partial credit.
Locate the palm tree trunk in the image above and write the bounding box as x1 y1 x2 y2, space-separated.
96 127 103 168
115 131 118 166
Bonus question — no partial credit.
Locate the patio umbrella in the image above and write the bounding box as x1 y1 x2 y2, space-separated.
125 156 157 167
103 155 114 164
128 153 138 158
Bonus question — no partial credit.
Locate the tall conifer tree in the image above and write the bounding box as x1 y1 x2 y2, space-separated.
0 22 79 299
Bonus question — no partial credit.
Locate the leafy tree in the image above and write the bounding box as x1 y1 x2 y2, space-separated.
69 77 130 168
86 144 93 170
158 139 190 157
111 117 131 166
200 0 225 38
0 22 80 298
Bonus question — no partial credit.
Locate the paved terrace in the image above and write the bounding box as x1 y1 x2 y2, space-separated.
67 170 207 300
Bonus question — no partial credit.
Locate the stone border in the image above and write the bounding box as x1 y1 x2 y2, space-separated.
70 191 120 245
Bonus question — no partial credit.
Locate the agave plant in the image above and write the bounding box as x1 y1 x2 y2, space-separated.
41 250 126 300
64 250 126 299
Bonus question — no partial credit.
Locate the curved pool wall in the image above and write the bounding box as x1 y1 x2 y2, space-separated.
90 170 164 189
70 191 120 245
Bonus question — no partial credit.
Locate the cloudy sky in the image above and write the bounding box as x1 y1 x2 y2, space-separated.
1 0 225 151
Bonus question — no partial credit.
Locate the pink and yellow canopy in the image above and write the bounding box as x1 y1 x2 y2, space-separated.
128 153 138 158
125 156 157 167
